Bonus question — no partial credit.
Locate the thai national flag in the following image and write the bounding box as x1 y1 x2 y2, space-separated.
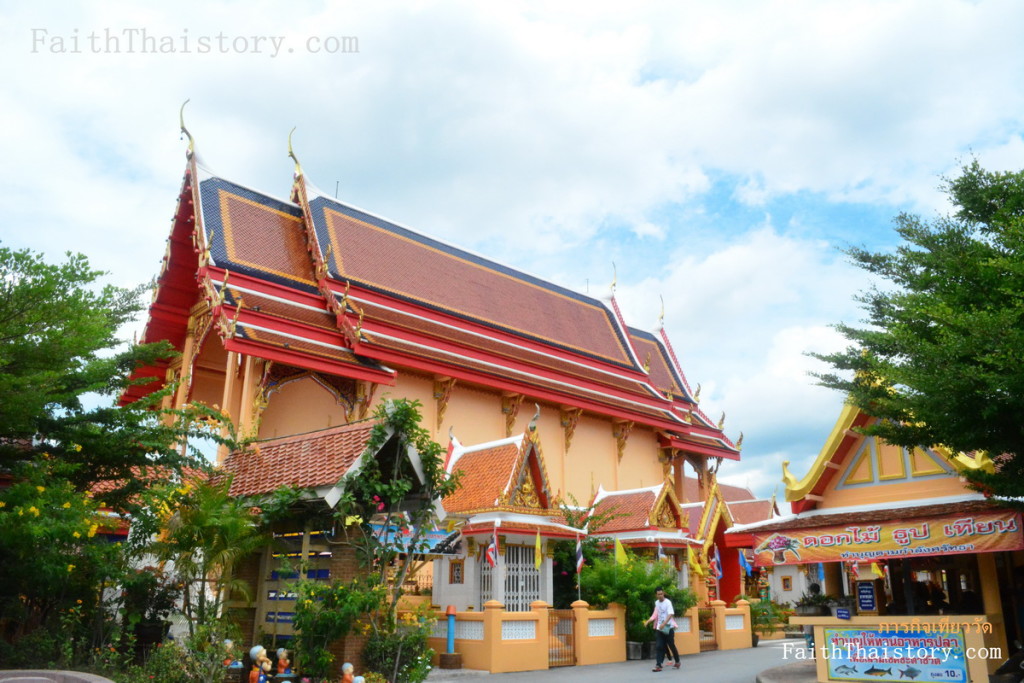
575 537 584 574
712 545 723 581
485 531 498 568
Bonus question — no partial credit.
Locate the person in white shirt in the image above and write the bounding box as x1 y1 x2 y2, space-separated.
643 588 680 671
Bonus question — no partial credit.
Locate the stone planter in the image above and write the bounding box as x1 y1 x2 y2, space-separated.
626 641 643 660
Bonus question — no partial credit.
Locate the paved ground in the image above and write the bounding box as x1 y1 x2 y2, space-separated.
426 638 815 683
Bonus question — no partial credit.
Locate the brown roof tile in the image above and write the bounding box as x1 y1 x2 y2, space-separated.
727 499 775 525
444 442 521 513
592 489 659 533
314 199 635 367
223 420 377 497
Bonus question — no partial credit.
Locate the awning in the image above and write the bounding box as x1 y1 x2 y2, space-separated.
750 508 1024 566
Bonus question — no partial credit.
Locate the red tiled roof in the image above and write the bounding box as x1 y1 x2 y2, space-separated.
223 286 338 332
222 420 377 497
201 179 318 289
727 499 775 526
314 199 635 367
356 298 656 397
592 489 658 533
681 477 753 504
628 331 688 401
444 441 522 513
361 332 680 424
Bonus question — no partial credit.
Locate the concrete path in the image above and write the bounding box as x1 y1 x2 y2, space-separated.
426 638 813 682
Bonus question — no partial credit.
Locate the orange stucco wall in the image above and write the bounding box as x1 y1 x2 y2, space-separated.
258 376 349 439
618 427 664 490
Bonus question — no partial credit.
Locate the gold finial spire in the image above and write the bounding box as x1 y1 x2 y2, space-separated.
179 99 195 154
287 127 303 176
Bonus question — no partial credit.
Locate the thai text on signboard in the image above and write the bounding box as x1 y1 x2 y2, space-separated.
751 511 1023 566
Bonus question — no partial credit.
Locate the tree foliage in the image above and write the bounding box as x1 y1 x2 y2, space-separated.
0 245 225 511
579 548 696 642
813 161 1024 498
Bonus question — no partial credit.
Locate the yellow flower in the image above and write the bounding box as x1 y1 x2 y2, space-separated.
73 531 81 538
36 486 45 493
73 443 83 452
17 508 23 516
87 523 98 538
67 564 76 572
28 506 40 517
62 502 71 509
0 501 6 508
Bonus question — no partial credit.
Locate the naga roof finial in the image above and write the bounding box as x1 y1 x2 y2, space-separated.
287 127 303 177
658 294 665 329
610 262 617 294
179 99 195 155
528 403 541 432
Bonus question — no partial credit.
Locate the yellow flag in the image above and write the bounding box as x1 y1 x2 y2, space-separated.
871 562 885 579
688 546 704 578
535 531 542 570
614 538 628 565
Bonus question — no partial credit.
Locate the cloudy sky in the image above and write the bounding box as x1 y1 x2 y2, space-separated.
3 0 1022 499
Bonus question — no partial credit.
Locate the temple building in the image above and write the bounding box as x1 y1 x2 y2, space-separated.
127 131 752 650
726 401 1022 681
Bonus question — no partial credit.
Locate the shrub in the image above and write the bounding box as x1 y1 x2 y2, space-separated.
579 552 696 642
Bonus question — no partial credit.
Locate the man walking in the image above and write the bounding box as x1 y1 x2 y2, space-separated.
643 588 680 672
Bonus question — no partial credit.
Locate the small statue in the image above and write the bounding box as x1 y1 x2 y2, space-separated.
340 662 355 683
223 639 242 668
276 647 291 674
249 645 272 683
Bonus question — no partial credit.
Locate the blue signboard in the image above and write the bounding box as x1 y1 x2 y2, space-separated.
857 582 876 611
823 628 967 682
836 608 851 620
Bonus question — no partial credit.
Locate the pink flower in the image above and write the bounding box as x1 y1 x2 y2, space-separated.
561 571 568 576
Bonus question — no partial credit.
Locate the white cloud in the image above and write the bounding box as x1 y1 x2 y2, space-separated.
1 0 1022 500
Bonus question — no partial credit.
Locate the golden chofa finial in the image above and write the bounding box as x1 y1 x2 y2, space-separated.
717 411 726 429
693 383 701 403
179 99 195 155
287 127 303 176
735 432 744 450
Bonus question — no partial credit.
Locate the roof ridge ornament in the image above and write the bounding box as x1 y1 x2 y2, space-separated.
610 262 617 295
528 403 540 432
657 294 665 332
287 126 303 177
179 99 195 156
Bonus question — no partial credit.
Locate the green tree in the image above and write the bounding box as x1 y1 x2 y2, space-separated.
0 245 222 511
814 160 1024 498
153 475 266 637
0 246 230 650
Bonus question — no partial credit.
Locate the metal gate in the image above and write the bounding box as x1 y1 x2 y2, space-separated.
479 544 541 611
549 609 575 666
698 607 718 651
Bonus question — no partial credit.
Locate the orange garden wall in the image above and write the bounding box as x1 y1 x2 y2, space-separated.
424 600 625 673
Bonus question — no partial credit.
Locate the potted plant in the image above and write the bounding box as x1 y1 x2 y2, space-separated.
746 597 786 646
793 590 835 616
